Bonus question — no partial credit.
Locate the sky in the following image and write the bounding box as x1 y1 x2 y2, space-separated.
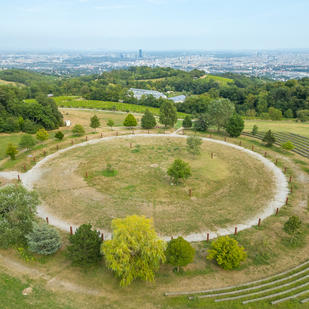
1 0 309 51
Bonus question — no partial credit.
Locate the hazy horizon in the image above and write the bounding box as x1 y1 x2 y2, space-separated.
1 0 309 51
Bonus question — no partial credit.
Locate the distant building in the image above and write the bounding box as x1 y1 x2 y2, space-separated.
139 49 143 58
65 120 71 126
169 95 186 103
129 88 167 100
47 94 53 97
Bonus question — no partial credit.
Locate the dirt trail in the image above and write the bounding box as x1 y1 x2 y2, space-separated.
0 133 289 242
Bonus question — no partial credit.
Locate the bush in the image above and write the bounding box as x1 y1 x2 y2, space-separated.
269 107 282 121
281 141 294 150
55 131 64 140
165 237 195 271
207 236 247 270
72 124 85 136
26 223 62 255
260 113 270 120
67 224 102 265
225 114 244 137
102 163 118 177
6 143 18 160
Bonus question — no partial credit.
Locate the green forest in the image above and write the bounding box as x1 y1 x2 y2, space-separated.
0 67 309 133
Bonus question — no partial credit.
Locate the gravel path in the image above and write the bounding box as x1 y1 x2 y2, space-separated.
0 133 289 242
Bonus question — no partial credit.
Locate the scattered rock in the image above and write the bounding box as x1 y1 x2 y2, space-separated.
150 164 158 167
22 287 33 295
170 183 174 186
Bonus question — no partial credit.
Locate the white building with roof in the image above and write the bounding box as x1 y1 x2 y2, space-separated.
129 88 167 100
169 95 186 103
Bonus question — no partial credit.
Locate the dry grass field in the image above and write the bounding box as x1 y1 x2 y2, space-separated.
34 136 274 235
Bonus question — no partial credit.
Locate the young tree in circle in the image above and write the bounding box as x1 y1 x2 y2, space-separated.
6 143 18 160
251 125 259 136
187 135 203 158
159 100 178 129
182 115 192 129
262 130 276 147
165 236 195 272
101 215 166 287
107 119 114 130
141 109 156 129
90 115 100 132
123 113 137 129
167 159 192 184
193 114 209 132
225 113 245 137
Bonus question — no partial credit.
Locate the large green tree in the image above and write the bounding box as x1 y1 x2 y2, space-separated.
182 115 192 129
101 215 166 287
159 101 178 129
141 109 156 129
0 184 39 248
165 237 195 271
225 113 245 137
167 159 192 184
193 114 209 132
26 223 62 255
208 99 235 132
123 113 137 129
67 224 102 265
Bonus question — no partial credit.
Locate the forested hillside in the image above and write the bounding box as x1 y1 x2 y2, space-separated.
0 67 309 133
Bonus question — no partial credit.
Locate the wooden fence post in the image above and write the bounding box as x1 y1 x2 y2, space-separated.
57 145 59 150
252 146 254 151
33 157 36 162
101 133 103 138
86 136 88 141
18 175 20 181
210 134 212 139
171 236 173 240
234 227 237 235
207 233 209 242
286 197 289 205
46 217 49 224
289 176 292 183
44 151 46 156
102 233 104 242
276 158 278 165
86 172 88 179
24 165 27 171
70 226 73 235
239 141 241 146
130 143 132 148
258 218 261 227
189 189 191 197
265 151 267 157
276 208 279 215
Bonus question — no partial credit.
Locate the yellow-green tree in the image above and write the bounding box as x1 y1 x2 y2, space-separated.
36 129 49 145
207 236 247 270
6 143 18 160
101 215 166 287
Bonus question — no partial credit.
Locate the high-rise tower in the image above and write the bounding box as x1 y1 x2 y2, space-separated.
139 49 142 58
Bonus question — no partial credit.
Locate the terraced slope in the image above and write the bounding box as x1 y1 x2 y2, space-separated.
242 131 309 158
165 260 309 305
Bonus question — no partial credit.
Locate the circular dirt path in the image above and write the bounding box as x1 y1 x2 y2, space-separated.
0 134 289 242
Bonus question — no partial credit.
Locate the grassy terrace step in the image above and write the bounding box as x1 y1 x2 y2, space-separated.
241 281 309 304
188 267 309 299
165 260 309 296
241 132 309 158
272 290 309 304
214 274 309 302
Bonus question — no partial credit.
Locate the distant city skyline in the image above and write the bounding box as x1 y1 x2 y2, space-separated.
0 0 309 50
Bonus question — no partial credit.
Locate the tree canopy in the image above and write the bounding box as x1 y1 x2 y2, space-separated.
90 115 100 131
159 100 178 129
186 135 203 157
225 113 245 137
141 109 156 129
123 113 137 129
101 215 166 287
